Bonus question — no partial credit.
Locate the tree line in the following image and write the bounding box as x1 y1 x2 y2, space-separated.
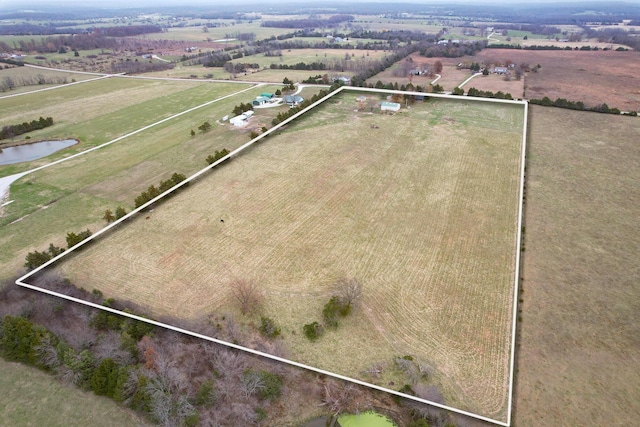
0 73 71 92
24 229 92 270
134 173 187 209
0 117 54 140
530 96 636 115
262 15 354 29
463 87 514 100
487 43 626 51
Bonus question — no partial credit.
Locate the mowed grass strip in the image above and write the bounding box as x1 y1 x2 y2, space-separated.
57 96 524 421
0 358 149 427
514 106 640 426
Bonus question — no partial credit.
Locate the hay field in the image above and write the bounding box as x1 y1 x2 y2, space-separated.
57 95 524 421
514 106 640 426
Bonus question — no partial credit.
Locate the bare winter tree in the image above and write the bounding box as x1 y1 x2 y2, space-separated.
433 60 443 74
229 278 264 315
35 334 60 370
241 370 265 398
321 380 365 417
336 277 363 307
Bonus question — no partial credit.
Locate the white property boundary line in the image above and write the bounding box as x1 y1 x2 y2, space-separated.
16 86 527 427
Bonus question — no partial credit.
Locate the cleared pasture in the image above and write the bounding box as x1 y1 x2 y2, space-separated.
57 95 525 421
514 106 640 426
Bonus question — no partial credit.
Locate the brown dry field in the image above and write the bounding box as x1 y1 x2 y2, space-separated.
514 106 640 426
370 50 640 112
56 95 525 421
472 49 640 111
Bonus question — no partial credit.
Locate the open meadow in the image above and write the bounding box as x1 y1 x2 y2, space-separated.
0 77 294 280
54 94 525 421
513 106 640 426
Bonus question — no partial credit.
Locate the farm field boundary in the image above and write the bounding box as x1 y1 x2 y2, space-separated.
16 86 528 427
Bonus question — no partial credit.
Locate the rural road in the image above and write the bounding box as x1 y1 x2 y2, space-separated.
458 72 483 88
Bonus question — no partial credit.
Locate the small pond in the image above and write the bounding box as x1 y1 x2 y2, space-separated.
0 139 77 166
338 411 397 427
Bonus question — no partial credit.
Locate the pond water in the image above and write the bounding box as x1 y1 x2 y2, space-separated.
338 412 397 427
0 139 77 165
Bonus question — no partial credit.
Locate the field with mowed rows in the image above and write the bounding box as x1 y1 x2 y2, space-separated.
56 94 525 421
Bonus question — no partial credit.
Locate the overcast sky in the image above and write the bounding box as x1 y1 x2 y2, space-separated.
1 0 622 8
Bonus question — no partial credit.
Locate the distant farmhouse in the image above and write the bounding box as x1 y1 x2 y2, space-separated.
283 95 304 106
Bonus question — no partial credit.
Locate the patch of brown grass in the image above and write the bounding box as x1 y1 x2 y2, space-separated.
513 106 640 426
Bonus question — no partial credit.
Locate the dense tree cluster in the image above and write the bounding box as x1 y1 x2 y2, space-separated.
419 40 486 58
529 96 630 115
0 117 54 140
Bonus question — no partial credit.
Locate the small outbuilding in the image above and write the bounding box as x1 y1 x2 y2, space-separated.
381 101 401 112
229 112 253 127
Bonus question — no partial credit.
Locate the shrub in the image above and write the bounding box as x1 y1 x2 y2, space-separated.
90 358 125 398
256 370 282 400
0 315 52 367
322 296 350 328
196 379 217 407
303 321 324 340
259 317 281 338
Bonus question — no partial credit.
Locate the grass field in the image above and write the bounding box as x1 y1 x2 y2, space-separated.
144 23 297 43
228 48 389 69
55 94 525 421
0 358 149 426
0 78 293 280
513 106 640 426
0 66 98 95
